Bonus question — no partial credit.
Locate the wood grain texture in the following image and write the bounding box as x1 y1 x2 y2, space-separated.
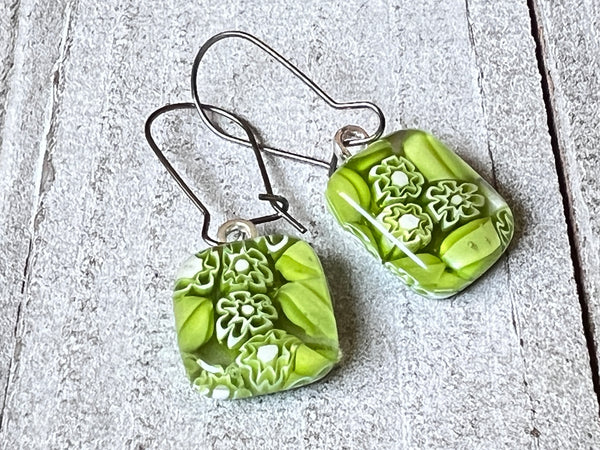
0 0 19 127
0 0 598 447
0 0 71 427
0 0 20 429
0 0 21 389
534 0 600 372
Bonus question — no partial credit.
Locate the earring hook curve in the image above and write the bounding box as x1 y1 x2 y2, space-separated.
190 30 386 170
145 102 307 246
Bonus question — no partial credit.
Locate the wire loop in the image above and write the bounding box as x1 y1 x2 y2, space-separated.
145 102 306 246
191 30 386 170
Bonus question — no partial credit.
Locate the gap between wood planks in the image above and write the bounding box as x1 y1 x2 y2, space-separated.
527 0 600 414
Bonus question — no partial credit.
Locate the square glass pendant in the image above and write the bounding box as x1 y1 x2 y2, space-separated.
172 235 339 399
326 130 514 299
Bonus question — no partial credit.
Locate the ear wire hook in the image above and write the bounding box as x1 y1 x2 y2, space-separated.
190 30 386 170
145 102 306 246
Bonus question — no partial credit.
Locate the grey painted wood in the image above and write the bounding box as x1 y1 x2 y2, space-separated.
0 0 71 427
0 0 598 448
0 0 19 127
534 0 600 371
0 0 20 429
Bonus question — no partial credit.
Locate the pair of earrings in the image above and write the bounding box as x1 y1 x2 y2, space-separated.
145 31 514 400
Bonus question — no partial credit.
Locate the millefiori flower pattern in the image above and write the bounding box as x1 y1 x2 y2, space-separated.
368 155 424 205
492 208 514 248
193 363 251 400
376 203 433 258
174 248 220 297
425 180 485 230
221 245 274 294
236 329 303 393
173 237 339 399
215 291 278 349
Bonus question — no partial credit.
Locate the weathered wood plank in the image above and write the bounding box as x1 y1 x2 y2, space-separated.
0 0 599 448
0 0 19 125
0 0 20 428
533 0 600 376
464 2 600 444
0 0 71 427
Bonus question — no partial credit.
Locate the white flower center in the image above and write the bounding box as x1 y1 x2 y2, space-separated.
241 304 255 316
256 344 279 363
391 171 409 187
211 385 231 400
398 214 420 230
234 259 250 272
450 194 463 205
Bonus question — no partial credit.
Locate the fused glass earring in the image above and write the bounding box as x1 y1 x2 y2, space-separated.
145 102 339 399
192 31 515 300
326 127 513 299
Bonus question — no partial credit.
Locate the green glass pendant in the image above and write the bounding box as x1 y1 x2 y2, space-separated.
326 129 514 299
173 235 340 399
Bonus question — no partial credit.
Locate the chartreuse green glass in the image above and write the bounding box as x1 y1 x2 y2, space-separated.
326 129 514 299
173 235 339 399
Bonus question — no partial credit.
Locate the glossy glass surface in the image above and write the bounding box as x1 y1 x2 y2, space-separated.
326 130 514 299
173 235 339 399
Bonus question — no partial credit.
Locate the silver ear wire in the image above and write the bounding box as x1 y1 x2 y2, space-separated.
145 102 306 246
190 30 386 171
